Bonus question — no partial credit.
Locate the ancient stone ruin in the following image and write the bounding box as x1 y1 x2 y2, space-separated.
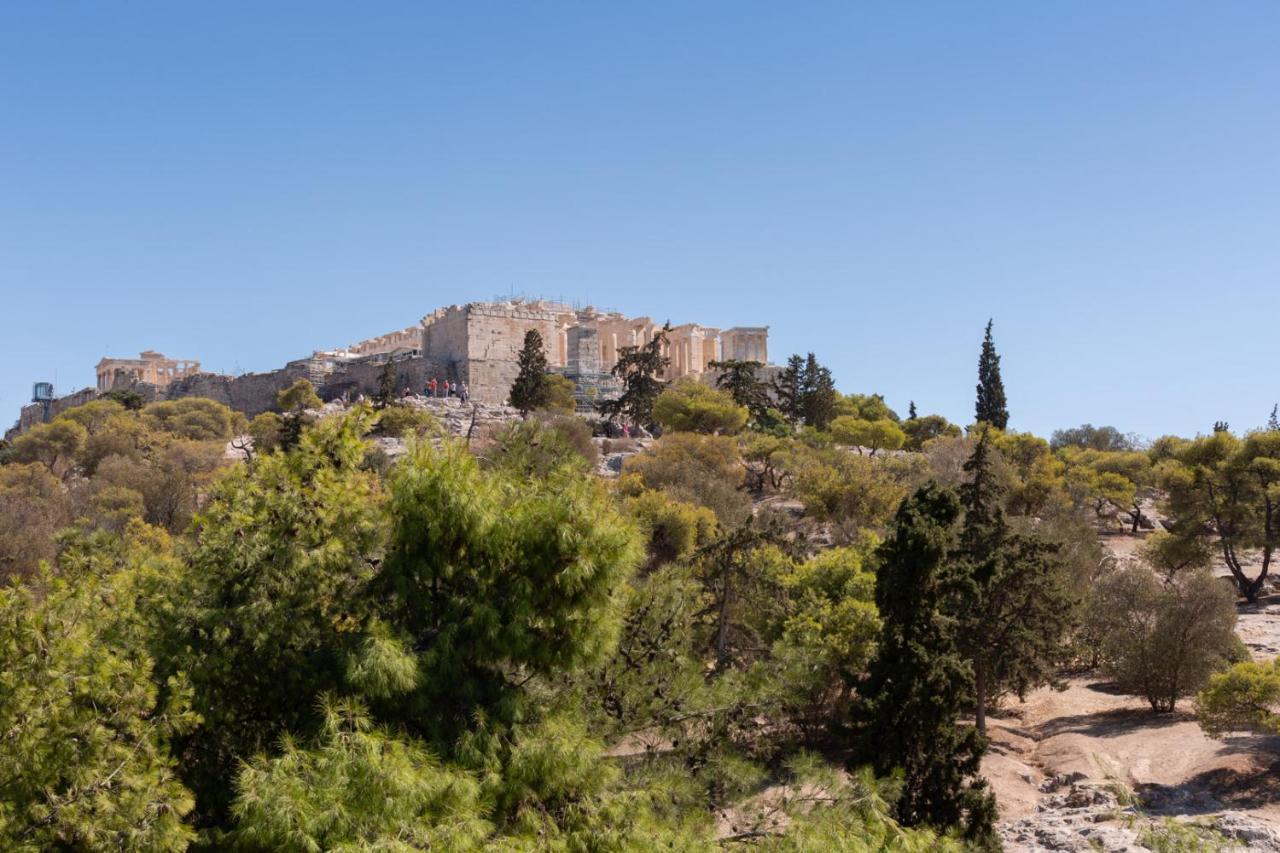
8 299 771 438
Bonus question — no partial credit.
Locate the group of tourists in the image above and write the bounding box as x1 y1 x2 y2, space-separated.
426 377 468 402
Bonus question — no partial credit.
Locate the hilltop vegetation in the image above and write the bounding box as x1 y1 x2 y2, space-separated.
1 324 1279 850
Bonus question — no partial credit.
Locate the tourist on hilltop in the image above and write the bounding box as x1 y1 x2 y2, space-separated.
459 382 469 403
427 378 437 397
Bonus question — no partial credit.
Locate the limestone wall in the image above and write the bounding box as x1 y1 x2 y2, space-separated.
463 303 561 404
5 387 98 441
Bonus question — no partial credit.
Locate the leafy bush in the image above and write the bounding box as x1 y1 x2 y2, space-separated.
653 379 749 435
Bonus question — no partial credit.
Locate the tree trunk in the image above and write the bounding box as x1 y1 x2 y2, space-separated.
716 569 732 671
974 660 987 736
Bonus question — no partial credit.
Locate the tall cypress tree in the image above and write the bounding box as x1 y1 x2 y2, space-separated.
510 329 551 415
974 319 1008 430
952 429 1074 735
853 484 996 842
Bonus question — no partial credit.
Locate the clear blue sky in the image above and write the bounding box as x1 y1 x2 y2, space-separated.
3 2 1278 439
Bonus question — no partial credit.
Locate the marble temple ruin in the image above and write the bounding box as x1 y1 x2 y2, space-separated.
9 299 770 437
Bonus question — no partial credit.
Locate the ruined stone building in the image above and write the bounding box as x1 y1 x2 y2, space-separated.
8 300 771 438
96 351 201 392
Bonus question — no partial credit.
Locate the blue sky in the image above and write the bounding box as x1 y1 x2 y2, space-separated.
3 2 1278 439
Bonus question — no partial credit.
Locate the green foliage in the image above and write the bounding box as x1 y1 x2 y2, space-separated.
624 432 751 525
542 373 578 414
748 760 964 851
510 329 552 415
623 488 719 568
769 540 881 736
247 411 283 454
1158 429 1280 601
773 353 837 430
173 410 385 819
830 416 906 455
143 397 239 441
8 417 86 475
1050 423 1138 452
786 444 906 540
277 379 323 415
485 413 598 478
599 323 671 427
709 358 771 420
1196 658 1280 737
0 557 196 851
1138 817 1237 853
374 403 439 438
975 319 1009 430
902 413 962 451
994 430 1065 516
835 393 899 423
801 353 838 431
378 438 641 736
741 432 789 492
104 387 147 410
952 431 1076 733
653 378 749 435
1090 566 1237 712
853 484 995 842
229 697 490 851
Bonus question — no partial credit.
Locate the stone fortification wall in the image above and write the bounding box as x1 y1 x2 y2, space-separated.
458 303 561 404
5 387 98 441
162 363 311 418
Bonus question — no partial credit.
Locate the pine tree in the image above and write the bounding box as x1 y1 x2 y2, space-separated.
800 353 837 431
708 358 770 420
1268 404 1279 431
772 355 806 425
908 400 918 420
974 320 1008 430
853 484 995 842
374 360 397 410
952 429 1075 735
599 323 670 427
510 329 551 415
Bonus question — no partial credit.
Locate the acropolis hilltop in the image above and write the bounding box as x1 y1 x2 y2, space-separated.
9 299 770 437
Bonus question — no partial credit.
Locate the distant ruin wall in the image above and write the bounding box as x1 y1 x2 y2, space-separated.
5 387 98 441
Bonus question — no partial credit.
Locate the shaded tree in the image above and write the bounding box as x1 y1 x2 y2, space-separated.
1092 566 1238 712
852 484 995 841
800 353 837 431
599 324 670 428
709 358 770 420
773 355 806 425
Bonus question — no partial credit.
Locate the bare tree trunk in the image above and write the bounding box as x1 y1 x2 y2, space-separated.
974 660 988 736
716 569 732 671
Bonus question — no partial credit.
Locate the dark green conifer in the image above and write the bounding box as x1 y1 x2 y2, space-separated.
509 329 551 416
853 484 995 842
974 320 1008 429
